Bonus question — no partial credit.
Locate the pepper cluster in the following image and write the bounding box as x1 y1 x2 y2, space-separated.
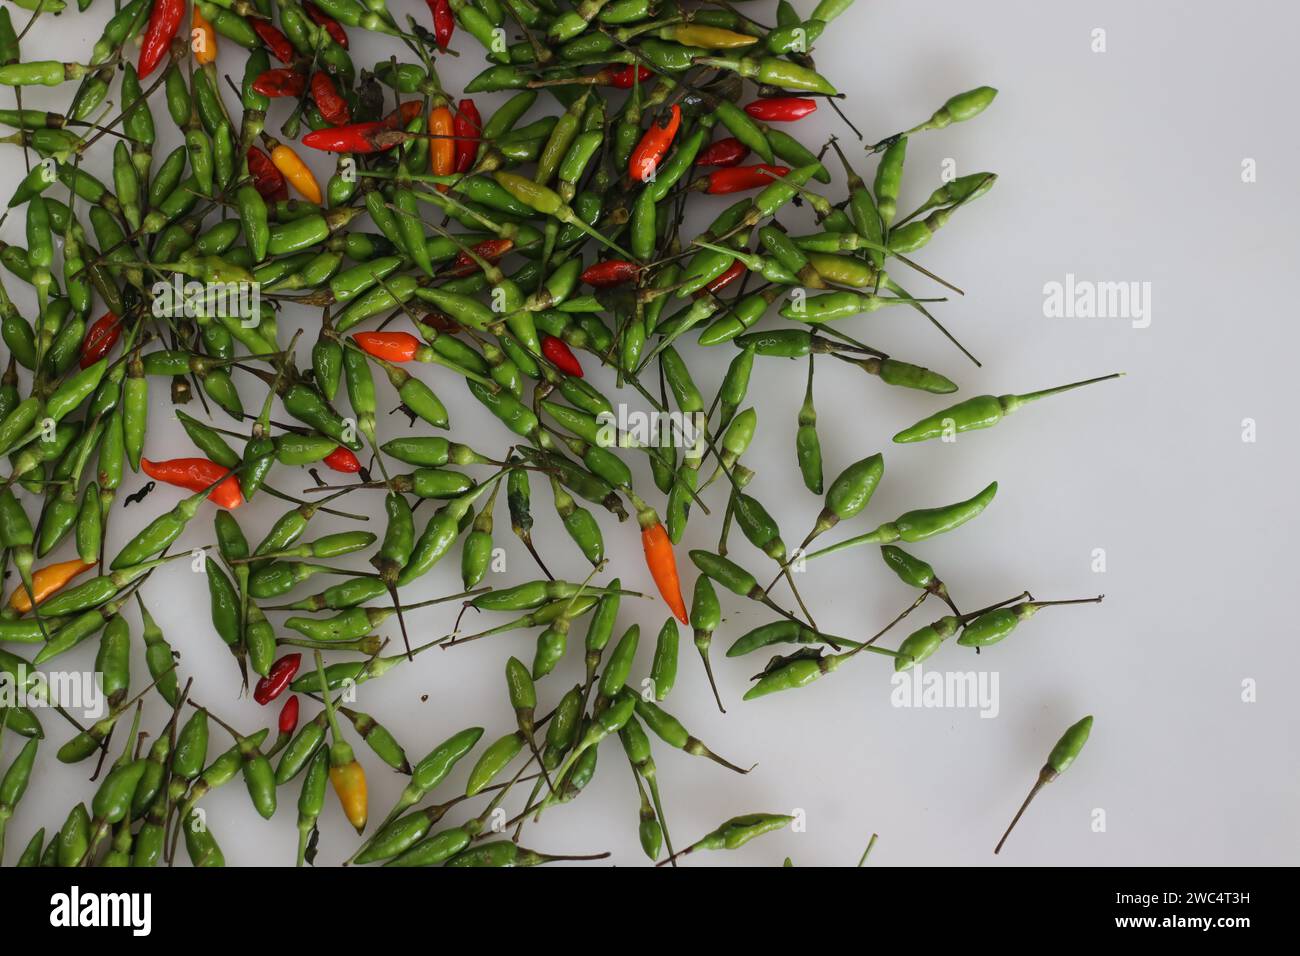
0 0 1118 866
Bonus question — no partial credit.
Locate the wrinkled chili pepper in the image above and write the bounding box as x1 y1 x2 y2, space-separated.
140 458 244 510
542 335 583 377
706 164 790 194
453 98 481 174
311 72 351 126
139 0 184 79
253 69 307 99
79 312 121 368
448 238 512 276
253 21 296 64
254 653 302 705
247 146 289 201
354 331 420 363
305 2 348 48
629 104 681 182
695 137 751 167
743 97 818 122
428 0 454 49
324 446 362 473
581 259 641 288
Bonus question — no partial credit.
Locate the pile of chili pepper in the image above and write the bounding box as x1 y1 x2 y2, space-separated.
0 0 1121 868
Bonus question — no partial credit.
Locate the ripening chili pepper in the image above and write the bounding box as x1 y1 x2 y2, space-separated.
743 97 817 122
138 0 184 78
695 137 750 167
140 458 244 510
706 164 790 194
192 5 218 66
323 446 361 473
631 496 687 625
606 64 653 89
304 2 348 48
7 558 96 613
702 259 745 296
429 0 454 49
541 335 583 377
581 259 640 288
311 72 351 126
267 138 323 204
453 99 480 173
254 69 308 99
79 312 121 368
252 20 295 63
448 238 512 277
429 105 454 179
247 146 289 201
629 104 681 183
279 695 300 736
354 331 419 363
254 654 302 705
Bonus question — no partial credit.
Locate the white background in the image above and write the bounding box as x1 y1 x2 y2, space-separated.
2 0 1297 866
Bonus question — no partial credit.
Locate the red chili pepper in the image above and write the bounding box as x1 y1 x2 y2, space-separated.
277 695 300 734
140 458 243 510
580 259 641 288
604 64 653 89
705 164 790 195
305 2 348 48
324 446 362 473
541 335 583 377
252 20 296 63
310 71 351 126
695 137 750 168
79 312 121 369
697 259 745 298
453 98 481 174
388 101 424 129
247 146 289 201
448 238 513 277
353 331 419 363
302 121 403 154
629 103 681 183
138 0 184 79
253 68 307 99
428 0 454 49
743 97 818 122
253 653 302 706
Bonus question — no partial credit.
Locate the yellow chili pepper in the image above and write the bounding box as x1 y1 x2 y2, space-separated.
668 25 759 49
329 755 368 832
429 106 455 190
192 5 219 65
270 142 322 204
7 558 97 613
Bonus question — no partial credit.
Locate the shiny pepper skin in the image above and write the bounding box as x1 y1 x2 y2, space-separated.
541 335 583 377
311 72 351 126
429 0 454 49
354 331 419 362
305 3 348 47
581 259 640 288
606 64 654 89
252 21 295 63
254 654 302 705
743 97 818 122
330 759 368 832
79 312 120 368
449 238 512 276
453 99 481 173
629 104 681 182
707 164 790 194
695 137 751 167
140 458 243 509
323 446 362 473
138 0 183 78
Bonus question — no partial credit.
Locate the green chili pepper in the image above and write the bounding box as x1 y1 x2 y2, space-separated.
995 715 1091 855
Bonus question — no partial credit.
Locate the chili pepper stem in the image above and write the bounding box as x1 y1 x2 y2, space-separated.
857 832 879 866
995 768 1053 854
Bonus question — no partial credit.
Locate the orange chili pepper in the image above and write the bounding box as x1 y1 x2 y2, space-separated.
640 513 688 625
7 558 97 613
353 331 419 363
330 758 368 832
429 105 455 189
192 5 219 65
266 138 323 204
629 103 681 183
141 457 244 510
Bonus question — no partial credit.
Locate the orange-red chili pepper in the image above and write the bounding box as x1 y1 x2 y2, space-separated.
324 446 362 473
353 331 419 363
192 5 218 65
267 138 323 203
253 68 308 99
278 695 300 734
580 259 641 288
448 238 512 276
253 653 301 705
429 105 455 186
428 0 454 49
252 20 296 64
305 2 348 48
453 98 481 174
541 335 583 377
302 121 402 154
138 0 183 78
141 457 244 510
706 163 790 195
7 558 97 613
79 311 121 369
605 64 653 89
641 519 688 625
247 146 289 201
695 137 750 168
629 103 681 183
742 97 818 122
391 100 423 128
311 71 351 126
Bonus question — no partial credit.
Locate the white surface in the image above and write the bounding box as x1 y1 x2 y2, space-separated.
2 0 1297 867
